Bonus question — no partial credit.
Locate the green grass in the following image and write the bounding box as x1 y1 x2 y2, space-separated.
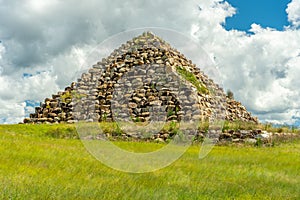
0 124 300 199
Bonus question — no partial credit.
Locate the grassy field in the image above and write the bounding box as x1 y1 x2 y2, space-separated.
0 124 300 199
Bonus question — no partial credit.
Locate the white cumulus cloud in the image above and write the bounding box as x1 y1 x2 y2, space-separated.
287 0 300 28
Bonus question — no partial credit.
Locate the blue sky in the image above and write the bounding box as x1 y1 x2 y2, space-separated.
225 0 292 31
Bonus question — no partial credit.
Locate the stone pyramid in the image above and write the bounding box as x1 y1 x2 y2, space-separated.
24 32 258 125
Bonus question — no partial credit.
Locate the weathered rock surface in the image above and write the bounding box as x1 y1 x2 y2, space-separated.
24 32 258 128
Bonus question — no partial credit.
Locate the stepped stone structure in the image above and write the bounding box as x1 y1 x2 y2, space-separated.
24 32 258 126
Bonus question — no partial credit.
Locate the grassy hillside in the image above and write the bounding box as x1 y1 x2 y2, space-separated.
0 124 300 199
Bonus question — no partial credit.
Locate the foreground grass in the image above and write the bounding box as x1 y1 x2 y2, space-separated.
0 124 300 199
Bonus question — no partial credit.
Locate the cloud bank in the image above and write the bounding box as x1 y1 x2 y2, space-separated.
0 0 300 125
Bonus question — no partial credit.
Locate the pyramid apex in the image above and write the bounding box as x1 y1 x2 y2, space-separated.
126 31 171 51
142 31 155 37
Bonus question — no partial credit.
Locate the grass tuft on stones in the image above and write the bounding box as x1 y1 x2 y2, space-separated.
175 66 209 94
